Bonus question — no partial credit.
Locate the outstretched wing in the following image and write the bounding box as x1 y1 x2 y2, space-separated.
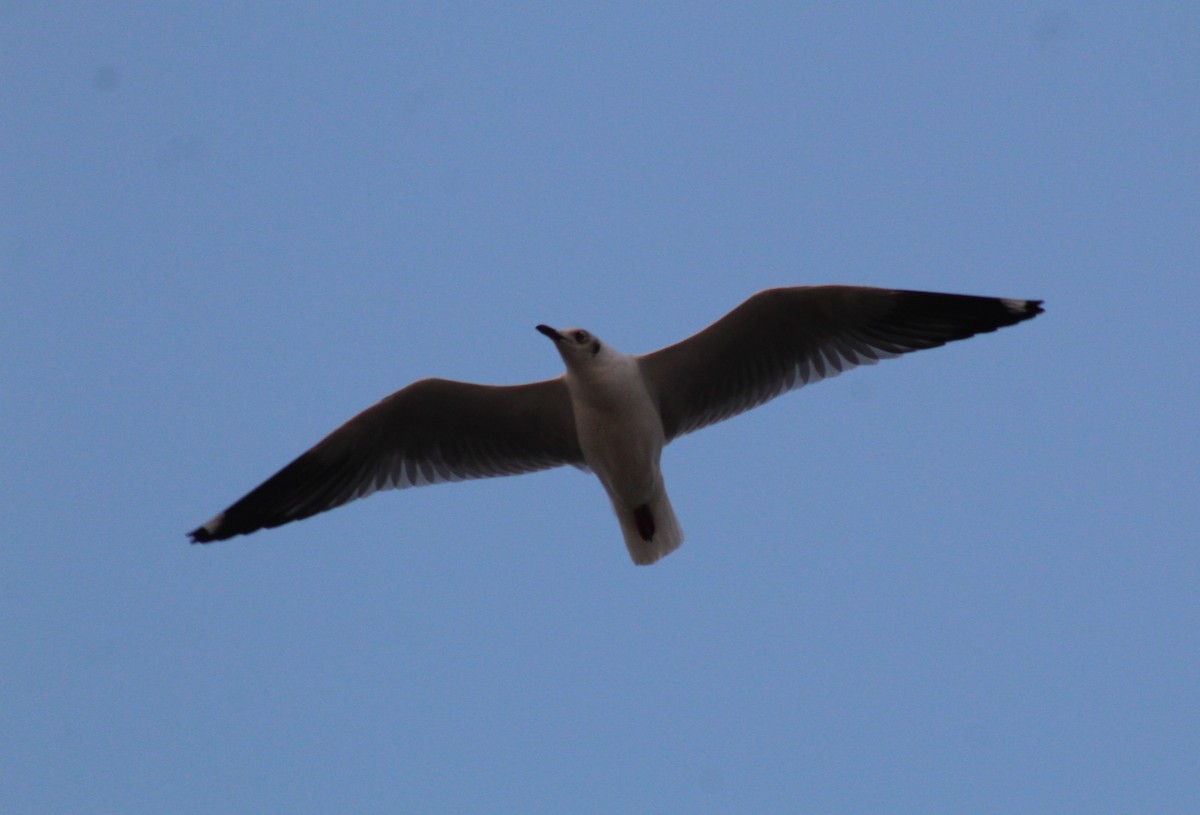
189 377 582 542
638 286 1043 441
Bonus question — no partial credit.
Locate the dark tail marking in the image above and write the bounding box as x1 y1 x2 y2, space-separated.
633 504 655 541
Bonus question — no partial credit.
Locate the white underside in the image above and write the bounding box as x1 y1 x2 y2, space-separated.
610 478 684 565
564 346 684 564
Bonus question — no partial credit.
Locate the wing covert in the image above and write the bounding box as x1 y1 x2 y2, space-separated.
189 377 581 542
638 286 1043 441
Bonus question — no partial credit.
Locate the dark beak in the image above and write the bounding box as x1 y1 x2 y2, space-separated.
535 324 562 342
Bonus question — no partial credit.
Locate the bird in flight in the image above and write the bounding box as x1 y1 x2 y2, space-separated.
189 285 1042 564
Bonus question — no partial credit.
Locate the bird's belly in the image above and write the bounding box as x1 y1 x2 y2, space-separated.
575 401 663 506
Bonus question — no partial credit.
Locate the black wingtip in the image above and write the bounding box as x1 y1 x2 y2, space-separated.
188 526 215 544
1006 298 1045 327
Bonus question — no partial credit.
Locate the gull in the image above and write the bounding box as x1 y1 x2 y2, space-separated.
189 286 1042 564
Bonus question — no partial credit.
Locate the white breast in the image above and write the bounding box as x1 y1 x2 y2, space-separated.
566 352 665 506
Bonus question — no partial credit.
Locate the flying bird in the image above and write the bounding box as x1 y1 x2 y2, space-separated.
189 286 1042 564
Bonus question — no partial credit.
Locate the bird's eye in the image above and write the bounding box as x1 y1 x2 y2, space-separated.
573 330 588 343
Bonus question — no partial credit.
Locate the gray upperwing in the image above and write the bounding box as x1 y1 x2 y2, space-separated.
637 286 1043 441
189 376 582 542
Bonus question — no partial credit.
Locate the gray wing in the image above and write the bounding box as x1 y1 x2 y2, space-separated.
638 286 1043 441
189 377 582 542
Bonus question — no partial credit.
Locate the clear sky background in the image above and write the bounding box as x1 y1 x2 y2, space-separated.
4 3 1197 813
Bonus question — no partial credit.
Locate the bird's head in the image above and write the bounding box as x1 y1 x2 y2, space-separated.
536 324 606 370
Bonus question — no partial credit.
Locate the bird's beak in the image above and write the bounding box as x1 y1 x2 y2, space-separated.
536 324 563 342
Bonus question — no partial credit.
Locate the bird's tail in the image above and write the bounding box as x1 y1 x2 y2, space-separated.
615 482 683 566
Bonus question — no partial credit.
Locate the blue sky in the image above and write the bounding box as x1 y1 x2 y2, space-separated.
4 3 1197 812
